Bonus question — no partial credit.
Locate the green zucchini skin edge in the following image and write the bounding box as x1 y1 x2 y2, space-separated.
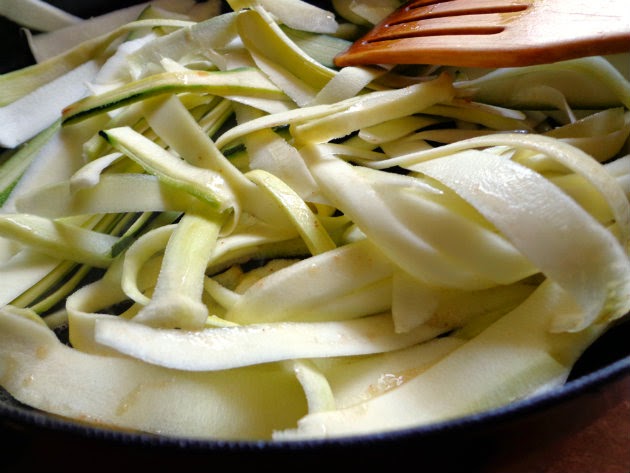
62 68 286 125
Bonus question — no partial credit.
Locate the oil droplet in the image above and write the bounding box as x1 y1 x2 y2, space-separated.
36 345 49 359
367 372 405 398
116 379 174 416
21 374 34 387
377 372 405 390
116 384 143 416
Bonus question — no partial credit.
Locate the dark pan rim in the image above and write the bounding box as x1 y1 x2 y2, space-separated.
1 339 628 451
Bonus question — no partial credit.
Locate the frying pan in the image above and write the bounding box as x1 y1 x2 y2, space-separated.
1 2 629 471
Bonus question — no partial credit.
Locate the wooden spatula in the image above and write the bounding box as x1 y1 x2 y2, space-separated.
334 0 630 68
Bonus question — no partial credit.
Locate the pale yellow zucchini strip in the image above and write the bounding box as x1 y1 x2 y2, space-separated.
0 306 306 440
278 280 607 440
